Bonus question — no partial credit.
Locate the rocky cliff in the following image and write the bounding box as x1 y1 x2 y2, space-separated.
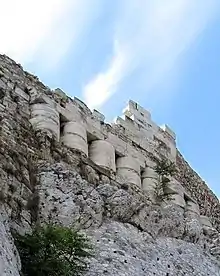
0 54 220 275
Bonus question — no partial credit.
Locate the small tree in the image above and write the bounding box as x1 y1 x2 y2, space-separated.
154 158 176 203
13 224 93 276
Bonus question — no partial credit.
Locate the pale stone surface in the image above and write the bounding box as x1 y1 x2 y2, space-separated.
163 179 186 208
116 99 177 161
123 100 151 127
160 124 176 140
89 140 116 171
166 193 186 208
185 200 200 216
85 221 220 276
61 121 88 156
200 215 213 228
106 132 127 157
116 156 140 173
35 163 220 275
116 156 141 187
0 208 21 276
92 109 105 123
163 179 184 195
141 166 158 200
30 103 60 140
176 152 220 231
37 163 104 228
106 130 146 168
14 86 30 101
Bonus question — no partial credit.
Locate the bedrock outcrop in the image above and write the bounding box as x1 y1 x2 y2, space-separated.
0 53 220 275
1 160 220 275
29 163 220 275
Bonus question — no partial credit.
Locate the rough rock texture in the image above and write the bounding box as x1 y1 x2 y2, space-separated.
86 221 220 276
0 207 20 276
37 163 104 229
0 54 220 275
176 151 220 230
36 163 220 275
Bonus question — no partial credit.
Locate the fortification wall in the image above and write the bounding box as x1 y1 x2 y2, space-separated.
176 151 220 229
0 54 219 231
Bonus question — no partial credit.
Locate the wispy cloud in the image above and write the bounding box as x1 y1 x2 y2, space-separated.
83 0 219 110
83 40 126 109
0 0 101 69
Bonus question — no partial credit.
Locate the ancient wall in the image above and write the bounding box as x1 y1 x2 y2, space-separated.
176 151 220 230
1 53 220 275
0 53 219 231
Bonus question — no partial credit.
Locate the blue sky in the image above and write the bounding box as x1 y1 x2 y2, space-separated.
1 0 220 196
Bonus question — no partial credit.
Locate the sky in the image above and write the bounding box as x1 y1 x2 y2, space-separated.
0 0 220 196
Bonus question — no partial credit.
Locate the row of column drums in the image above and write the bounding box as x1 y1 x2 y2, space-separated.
30 103 161 191
30 103 156 188
30 104 200 215
62 121 159 193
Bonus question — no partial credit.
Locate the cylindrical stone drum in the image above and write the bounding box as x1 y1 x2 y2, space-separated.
200 215 212 228
163 180 184 196
163 180 185 208
142 167 158 191
89 140 116 171
61 122 88 157
116 156 141 187
185 200 200 216
30 103 60 140
168 193 186 208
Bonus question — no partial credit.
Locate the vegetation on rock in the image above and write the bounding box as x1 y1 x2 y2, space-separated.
154 158 176 202
13 224 93 276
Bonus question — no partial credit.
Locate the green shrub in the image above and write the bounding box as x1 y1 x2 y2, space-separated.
13 224 93 276
154 158 176 177
154 158 176 202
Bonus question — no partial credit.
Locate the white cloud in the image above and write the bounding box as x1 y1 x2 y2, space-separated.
83 0 219 109
0 0 101 69
83 40 127 110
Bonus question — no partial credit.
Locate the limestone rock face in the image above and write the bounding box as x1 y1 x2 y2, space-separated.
1 162 220 276
0 54 220 276
0 208 20 276
37 163 104 229
34 163 220 275
85 221 220 276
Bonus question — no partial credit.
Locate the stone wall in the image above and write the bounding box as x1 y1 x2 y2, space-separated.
176 151 220 230
0 53 220 275
14 57 216 230
0 54 219 228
